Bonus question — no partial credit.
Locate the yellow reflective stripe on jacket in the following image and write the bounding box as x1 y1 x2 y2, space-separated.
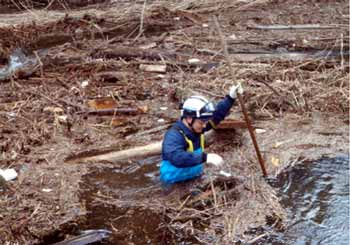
208 120 216 129
177 130 205 152
183 136 194 152
200 134 205 151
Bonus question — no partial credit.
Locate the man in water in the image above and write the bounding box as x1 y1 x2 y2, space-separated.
160 84 243 184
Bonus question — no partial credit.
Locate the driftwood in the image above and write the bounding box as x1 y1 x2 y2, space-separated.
66 118 247 163
66 127 232 164
247 24 342 30
92 46 176 60
85 108 140 116
67 141 162 163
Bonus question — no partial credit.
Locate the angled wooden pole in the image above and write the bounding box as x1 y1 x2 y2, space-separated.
213 16 267 177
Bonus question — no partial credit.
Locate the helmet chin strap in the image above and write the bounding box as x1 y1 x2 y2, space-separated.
189 117 195 128
190 118 202 134
184 117 196 133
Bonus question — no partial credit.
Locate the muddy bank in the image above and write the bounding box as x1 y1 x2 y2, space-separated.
0 0 349 244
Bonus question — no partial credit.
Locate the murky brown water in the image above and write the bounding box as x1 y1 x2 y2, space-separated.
52 154 350 244
78 156 197 244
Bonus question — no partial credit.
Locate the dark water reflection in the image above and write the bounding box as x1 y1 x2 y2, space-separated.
268 155 349 245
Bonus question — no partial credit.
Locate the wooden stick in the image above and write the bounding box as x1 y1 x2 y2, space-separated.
340 33 344 69
247 24 343 30
213 16 267 177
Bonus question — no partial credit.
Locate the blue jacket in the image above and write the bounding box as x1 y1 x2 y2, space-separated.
160 95 235 183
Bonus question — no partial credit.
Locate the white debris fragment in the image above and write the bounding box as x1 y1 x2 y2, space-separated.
157 118 165 123
139 64 167 73
160 107 168 110
255 128 267 134
70 86 80 94
156 74 165 79
81 80 89 88
57 115 68 123
7 112 16 117
202 23 209 28
188 58 200 64
44 106 64 114
139 42 157 50
42 188 52 192
0 169 18 181
229 34 237 40
219 170 232 177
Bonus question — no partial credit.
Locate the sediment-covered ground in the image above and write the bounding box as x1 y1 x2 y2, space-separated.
0 0 348 244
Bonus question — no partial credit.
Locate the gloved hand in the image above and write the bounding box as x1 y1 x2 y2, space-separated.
206 153 224 166
229 83 244 99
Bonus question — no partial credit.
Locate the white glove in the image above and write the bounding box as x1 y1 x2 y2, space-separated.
229 83 244 99
206 153 224 166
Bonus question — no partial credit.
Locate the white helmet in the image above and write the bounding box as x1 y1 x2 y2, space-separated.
181 95 215 121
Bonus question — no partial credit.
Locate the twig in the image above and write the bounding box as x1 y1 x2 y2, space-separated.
252 79 298 111
33 51 43 77
126 123 171 140
210 177 218 208
340 33 344 69
133 0 147 42
177 194 191 211
45 0 56 10
27 90 62 108
247 232 268 244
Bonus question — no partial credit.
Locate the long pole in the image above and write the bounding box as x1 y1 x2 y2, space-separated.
213 16 267 177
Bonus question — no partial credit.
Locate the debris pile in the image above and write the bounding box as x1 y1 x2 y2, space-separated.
0 0 348 243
